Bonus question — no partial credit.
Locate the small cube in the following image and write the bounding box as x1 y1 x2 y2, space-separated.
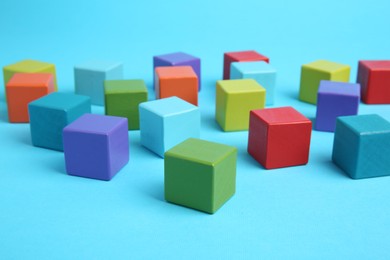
75 61 123 105
299 60 350 104
28 92 91 151
153 52 201 90
248 107 312 169
3 59 58 89
6 73 55 123
216 79 266 131
332 114 390 179
230 61 276 105
155 66 198 106
165 138 237 214
104 79 148 130
357 60 390 104
63 114 129 181
139 97 200 158
223 50 269 80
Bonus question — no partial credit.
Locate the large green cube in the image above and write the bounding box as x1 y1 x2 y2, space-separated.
299 60 350 104
104 79 148 130
164 138 237 214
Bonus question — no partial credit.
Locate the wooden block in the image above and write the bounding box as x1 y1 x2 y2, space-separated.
332 114 390 179
248 107 312 169
165 138 237 214
155 66 198 106
216 79 265 131
299 60 350 104
6 73 55 123
223 50 269 80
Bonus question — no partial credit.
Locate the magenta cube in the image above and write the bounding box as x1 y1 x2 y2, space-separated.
63 114 129 181
315 80 360 132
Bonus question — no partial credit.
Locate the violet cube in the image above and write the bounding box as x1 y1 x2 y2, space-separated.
315 80 360 132
153 52 201 91
63 114 129 181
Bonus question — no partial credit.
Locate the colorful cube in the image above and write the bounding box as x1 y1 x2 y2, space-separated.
28 92 91 151
299 60 350 104
248 107 312 169
223 50 269 80
230 61 276 105
6 73 55 123
3 59 57 89
332 114 390 179
165 138 237 214
139 96 200 158
104 79 148 130
63 114 129 181
315 80 360 132
216 79 266 131
74 61 123 105
153 52 201 90
357 60 390 104
155 66 198 106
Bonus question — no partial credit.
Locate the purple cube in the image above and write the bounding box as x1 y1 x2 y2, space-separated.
315 80 360 132
153 52 201 91
63 114 129 181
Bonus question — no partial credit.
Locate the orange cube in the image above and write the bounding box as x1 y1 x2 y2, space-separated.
6 73 55 123
155 66 198 105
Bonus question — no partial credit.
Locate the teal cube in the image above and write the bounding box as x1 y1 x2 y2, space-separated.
165 138 237 214
332 114 390 179
28 92 91 151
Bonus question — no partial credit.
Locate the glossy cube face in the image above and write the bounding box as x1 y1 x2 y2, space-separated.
315 81 360 132
74 61 123 105
104 79 148 130
357 60 390 104
248 107 312 169
6 73 55 123
139 97 200 158
28 92 91 151
63 114 129 181
332 114 390 179
164 138 237 214
299 60 350 104
223 50 269 80
215 79 266 131
155 66 198 105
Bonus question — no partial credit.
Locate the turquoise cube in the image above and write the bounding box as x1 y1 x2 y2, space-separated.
74 61 123 105
139 96 200 158
332 114 390 179
230 61 276 105
28 92 91 151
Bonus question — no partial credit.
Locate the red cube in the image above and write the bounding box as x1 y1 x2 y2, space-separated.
357 60 390 104
248 107 312 169
223 50 269 80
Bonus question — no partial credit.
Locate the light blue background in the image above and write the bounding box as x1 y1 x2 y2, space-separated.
1 0 390 259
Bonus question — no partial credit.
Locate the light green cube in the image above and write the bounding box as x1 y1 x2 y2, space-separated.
104 79 148 130
164 138 237 214
299 60 350 104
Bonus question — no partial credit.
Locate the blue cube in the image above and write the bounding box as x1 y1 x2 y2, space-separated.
74 61 123 105
28 92 91 151
332 114 390 179
230 61 276 105
139 96 200 157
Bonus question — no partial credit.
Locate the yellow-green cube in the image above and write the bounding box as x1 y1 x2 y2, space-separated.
216 79 266 131
299 60 350 104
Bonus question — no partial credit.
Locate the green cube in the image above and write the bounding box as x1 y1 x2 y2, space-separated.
164 138 237 214
299 60 350 104
104 79 148 130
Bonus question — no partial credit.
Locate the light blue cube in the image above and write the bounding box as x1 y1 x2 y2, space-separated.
28 92 91 151
230 61 276 105
139 96 200 158
74 61 123 105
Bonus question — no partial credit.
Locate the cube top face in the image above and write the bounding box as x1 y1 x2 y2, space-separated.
4 59 54 73
166 138 237 166
359 60 390 71
155 66 197 79
251 106 310 125
6 73 53 88
75 61 123 72
337 114 390 135
29 92 90 111
231 61 275 76
303 60 350 73
139 96 197 118
155 52 198 64
225 50 269 63
104 79 147 94
318 80 360 97
217 79 265 94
